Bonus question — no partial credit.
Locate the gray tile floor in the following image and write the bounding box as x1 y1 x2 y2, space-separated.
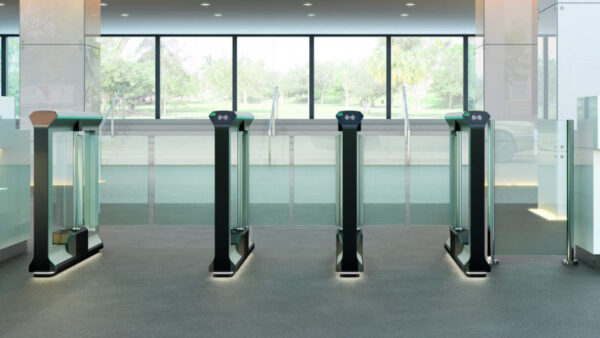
1 226 600 337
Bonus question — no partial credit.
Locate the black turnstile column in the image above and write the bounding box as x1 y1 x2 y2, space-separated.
213 125 232 273
468 126 488 271
209 110 255 277
336 111 364 277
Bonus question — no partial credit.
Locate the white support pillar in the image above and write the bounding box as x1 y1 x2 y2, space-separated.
476 0 538 121
19 0 101 130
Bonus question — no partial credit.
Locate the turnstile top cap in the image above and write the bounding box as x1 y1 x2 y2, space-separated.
30 111 102 128
445 111 490 128
336 111 364 128
209 110 254 127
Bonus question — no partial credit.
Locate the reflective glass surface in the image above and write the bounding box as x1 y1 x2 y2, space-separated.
160 37 232 118
493 120 567 255
392 37 463 119
238 37 309 119
49 131 75 263
100 135 149 225
314 37 386 119
294 135 336 226
101 37 156 119
0 120 30 251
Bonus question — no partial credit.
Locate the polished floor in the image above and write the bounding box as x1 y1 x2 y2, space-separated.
1 226 600 337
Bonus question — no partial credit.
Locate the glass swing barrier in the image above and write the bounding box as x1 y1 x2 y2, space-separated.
492 120 570 257
445 111 490 277
30 111 103 277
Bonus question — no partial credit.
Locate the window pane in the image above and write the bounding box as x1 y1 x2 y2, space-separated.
314 37 386 119
6 37 20 118
101 37 156 119
392 37 463 119
468 36 484 111
238 37 309 119
160 37 232 119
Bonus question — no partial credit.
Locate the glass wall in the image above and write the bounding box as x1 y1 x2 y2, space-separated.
238 37 309 119
5 35 469 120
314 37 386 119
160 37 232 119
392 37 463 119
101 37 156 119
468 37 483 111
1 37 20 118
99 136 149 225
0 118 30 252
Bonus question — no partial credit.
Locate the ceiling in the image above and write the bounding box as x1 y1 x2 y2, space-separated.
0 0 476 35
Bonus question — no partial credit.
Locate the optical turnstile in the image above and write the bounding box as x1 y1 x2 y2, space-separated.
336 110 364 277
209 111 254 277
444 111 491 277
29 111 103 277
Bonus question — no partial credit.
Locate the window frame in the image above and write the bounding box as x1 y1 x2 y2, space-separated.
1 34 473 120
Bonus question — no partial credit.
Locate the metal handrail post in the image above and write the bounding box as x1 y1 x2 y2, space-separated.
563 120 578 265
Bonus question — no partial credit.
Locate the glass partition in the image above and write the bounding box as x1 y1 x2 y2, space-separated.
154 135 213 226
99 135 149 225
249 135 290 225
409 128 450 225
362 135 406 226
0 119 30 256
494 120 567 255
51 132 75 263
230 130 239 230
294 135 336 226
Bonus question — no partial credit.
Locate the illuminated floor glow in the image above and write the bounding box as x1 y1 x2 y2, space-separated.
528 208 567 221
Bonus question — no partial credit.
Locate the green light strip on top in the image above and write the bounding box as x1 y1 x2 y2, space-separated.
56 116 102 120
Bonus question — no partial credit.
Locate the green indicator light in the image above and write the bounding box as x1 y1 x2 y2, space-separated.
337 113 343 116
464 112 470 117
210 113 216 117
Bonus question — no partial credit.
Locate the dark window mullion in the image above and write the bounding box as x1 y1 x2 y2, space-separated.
386 36 392 119
463 36 469 112
309 36 314 119
1 36 6 97
233 36 237 112
155 36 161 119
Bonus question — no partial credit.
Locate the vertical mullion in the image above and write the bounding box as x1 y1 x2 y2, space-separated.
309 36 314 119
386 36 392 119
543 36 549 119
1 36 6 97
155 36 161 119
232 36 238 112
463 36 469 112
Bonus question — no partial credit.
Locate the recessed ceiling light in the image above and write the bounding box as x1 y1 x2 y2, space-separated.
0 2 6 6
401 13 409 17
307 13 315 17
406 2 415 6
303 2 313 6
100 2 108 6
201 2 211 6
121 13 130 17
214 13 223 17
